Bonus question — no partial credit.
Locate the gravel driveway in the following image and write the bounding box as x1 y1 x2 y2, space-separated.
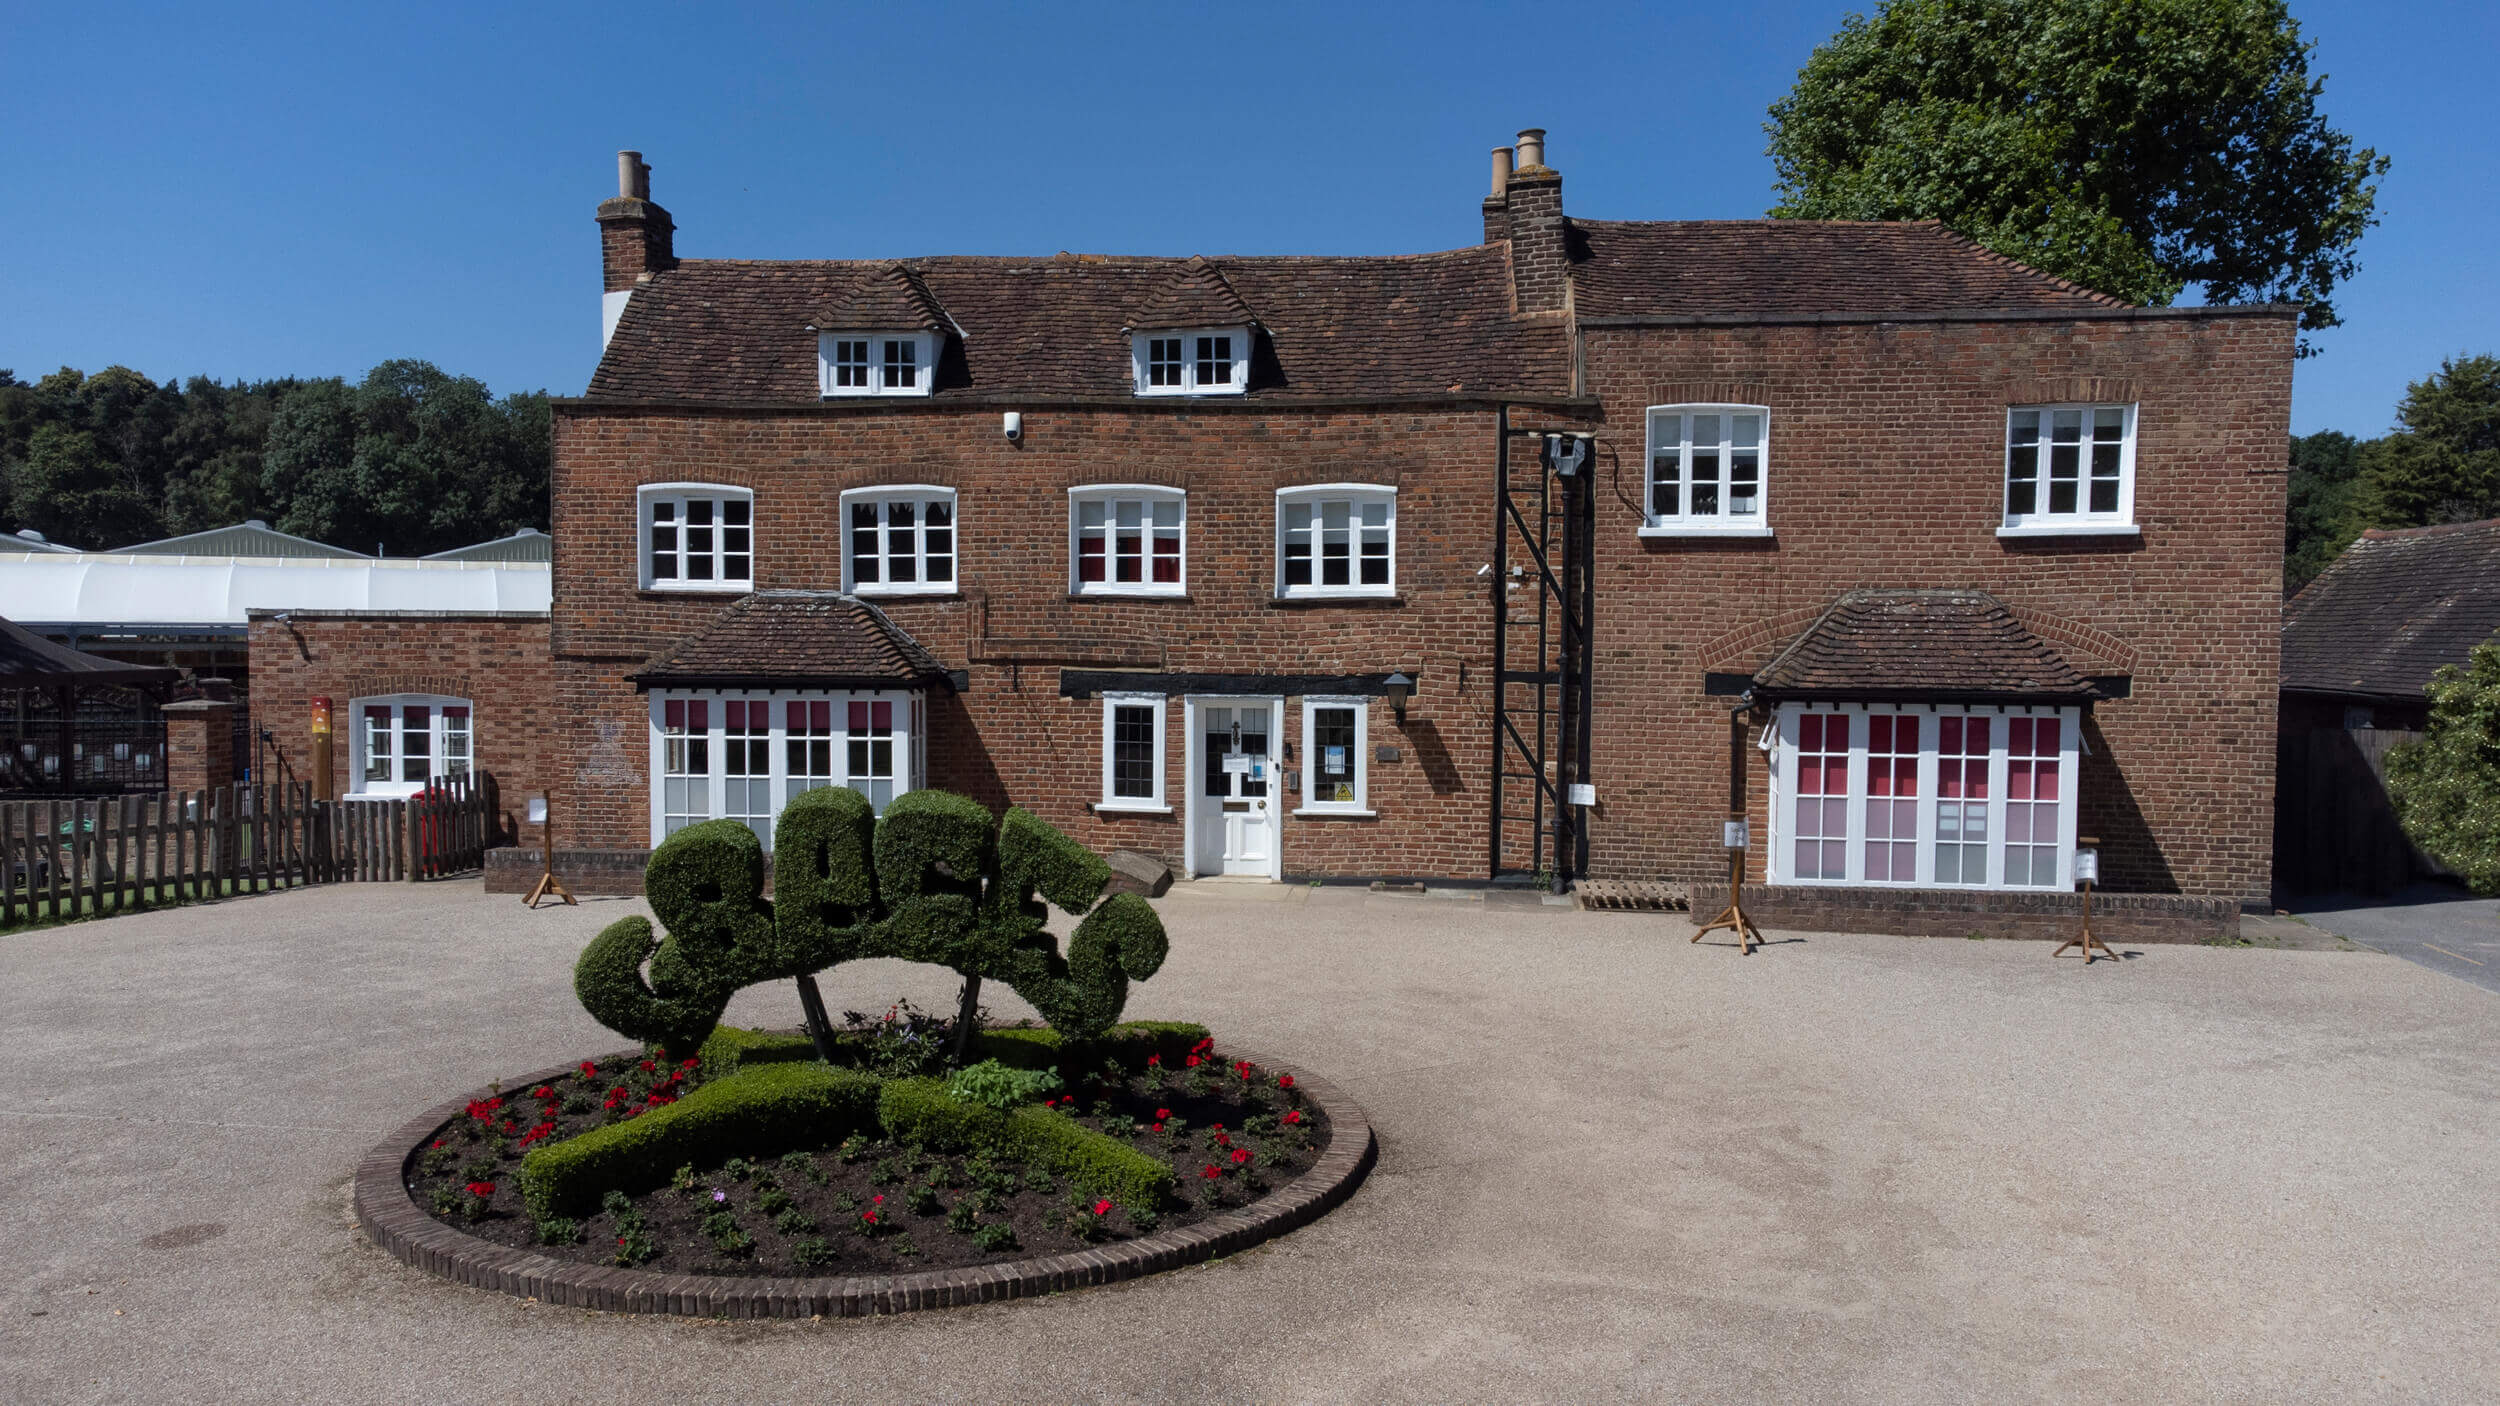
4 879 2495 1404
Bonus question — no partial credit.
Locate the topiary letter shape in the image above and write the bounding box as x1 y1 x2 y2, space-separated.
573 788 1167 1056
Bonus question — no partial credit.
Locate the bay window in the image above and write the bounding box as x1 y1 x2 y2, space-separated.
842 486 957 594
351 694 471 797
640 484 753 591
649 690 922 846
1769 702 2079 890
1070 486 1185 596
1277 485 1395 598
1644 405 1769 535
2003 404 2136 534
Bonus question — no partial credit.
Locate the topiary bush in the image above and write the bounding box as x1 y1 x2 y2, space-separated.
571 788 1171 1059
875 1077 1174 1208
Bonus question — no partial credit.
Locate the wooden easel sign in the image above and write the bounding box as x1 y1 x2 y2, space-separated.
2053 840 2114 963
1693 814 1766 954
523 795 576 909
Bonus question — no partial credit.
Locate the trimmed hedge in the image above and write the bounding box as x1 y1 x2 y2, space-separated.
973 1020 1210 1072
518 1061 881 1223
695 1025 820 1075
877 1078 1175 1208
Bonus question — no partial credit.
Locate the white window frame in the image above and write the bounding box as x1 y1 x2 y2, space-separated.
1130 328 1249 397
646 689 922 848
1640 404 1772 538
1275 484 1397 599
818 331 937 398
1068 485 1187 597
348 693 473 798
1765 701 2081 891
840 485 959 595
638 483 754 592
2000 403 2140 537
1097 692 1171 814
1295 696 1371 816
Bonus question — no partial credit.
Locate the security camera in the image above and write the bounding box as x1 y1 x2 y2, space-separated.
1002 411 1023 442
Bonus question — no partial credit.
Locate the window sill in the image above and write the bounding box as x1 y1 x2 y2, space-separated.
1092 801 1174 816
819 389 934 400
1267 594 1402 609
1068 591 1190 602
1637 523 1773 539
639 583 753 596
1997 522 2139 539
851 588 964 601
1132 386 1247 398
1290 807 1377 819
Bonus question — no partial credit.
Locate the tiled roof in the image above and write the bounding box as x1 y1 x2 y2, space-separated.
1571 220 2127 320
809 262 950 332
589 247 1569 403
1126 257 1260 330
1753 589 2098 700
628 591 953 691
2283 519 2500 700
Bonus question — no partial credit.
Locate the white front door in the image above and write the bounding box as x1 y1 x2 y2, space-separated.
1190 700 1276 877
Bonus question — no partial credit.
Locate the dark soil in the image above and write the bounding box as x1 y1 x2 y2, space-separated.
407 1035 1330 1277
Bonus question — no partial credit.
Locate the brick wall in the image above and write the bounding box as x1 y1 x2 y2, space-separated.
245 611 557 849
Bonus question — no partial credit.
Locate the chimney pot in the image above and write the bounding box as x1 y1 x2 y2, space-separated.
1490 146 1514 198
617 150 651 200
1515 128 1547 170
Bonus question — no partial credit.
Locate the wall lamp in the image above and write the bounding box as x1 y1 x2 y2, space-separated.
1383 672 1414 717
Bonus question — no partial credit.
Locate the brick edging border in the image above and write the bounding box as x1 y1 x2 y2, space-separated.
353 1046 1376 1318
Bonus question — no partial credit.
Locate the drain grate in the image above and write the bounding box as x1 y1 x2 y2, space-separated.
1573 879 1690 912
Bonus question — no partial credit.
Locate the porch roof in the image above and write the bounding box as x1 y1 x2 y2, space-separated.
626 592 953 692
1751 590 2099 704
0 616 182 690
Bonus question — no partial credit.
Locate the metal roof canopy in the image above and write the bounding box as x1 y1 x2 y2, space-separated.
0 616 180 688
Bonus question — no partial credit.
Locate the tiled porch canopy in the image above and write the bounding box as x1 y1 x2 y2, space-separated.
1751 589 2102 705
626 591 956 693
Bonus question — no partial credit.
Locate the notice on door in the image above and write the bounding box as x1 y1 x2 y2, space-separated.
1222 755 1251 775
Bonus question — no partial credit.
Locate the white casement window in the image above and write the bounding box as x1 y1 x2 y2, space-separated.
640 484 753 591
1767 702 2080 890
2002 404 2137 534
649 691 921 847
350 694 472 798
1276 485 1395 598
1131 328 1248 396
1098 692 1170 813
1296 697 1370 814
842 486 957 594
1070 486 1185 596
818 332 937 398
1643 405 1770 536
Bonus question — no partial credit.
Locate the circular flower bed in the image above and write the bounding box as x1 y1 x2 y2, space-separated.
357 1013 1374 1316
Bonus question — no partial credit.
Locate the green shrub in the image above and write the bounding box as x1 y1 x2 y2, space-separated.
2389 640 2500 893
971 1020 1209 1072
790 1236 837 1269
944 1059 1064 1110
696 1025 818 1075
877 1078 1172 1208
971 1222 1018 1252
519 1061 880 1222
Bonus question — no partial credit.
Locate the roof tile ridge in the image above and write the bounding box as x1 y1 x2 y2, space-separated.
1924 224 2130 307
2361 518 2500 540
1755 595 1855 683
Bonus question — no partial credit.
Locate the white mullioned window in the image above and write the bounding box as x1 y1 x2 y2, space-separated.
818 332 937 398
640 484 753 591
1130 328 1248 396
1768 702 2080 890
842 486 957 594
1644 405 1769 535
1276 485 1396 598
350 694 471 797
1070 485 1185 596
1098 692 1170 812
2003 404 2136 533
1297 697 1370 814
648 690 922 846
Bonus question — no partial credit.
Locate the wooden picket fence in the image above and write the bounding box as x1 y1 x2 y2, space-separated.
0 772 496 927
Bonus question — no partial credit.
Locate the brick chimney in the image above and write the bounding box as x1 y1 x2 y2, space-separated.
1494 128 1568 315
598 150 675 293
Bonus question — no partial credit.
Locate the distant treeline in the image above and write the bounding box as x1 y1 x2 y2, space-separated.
2288 354 2500 593
0 360 548 558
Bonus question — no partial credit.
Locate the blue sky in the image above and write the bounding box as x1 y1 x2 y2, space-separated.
1 1 2488 436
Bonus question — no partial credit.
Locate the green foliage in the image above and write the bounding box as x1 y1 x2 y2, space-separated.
876 1077 1174 1208
944 1059 1064 1111
1766 0 2386 348
2285 430 2369 593
2386 642 2500 894
971 1222 1019 1252
2338 356 2500 535
571 789 1170 1055
519 1061 881 1222
0 361 545 553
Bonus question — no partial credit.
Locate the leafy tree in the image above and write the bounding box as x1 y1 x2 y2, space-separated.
1766 0 2388 350
2338 354 2500 534
267 360 549 557
2387 641 2500 895
2284 429 2366 593
4 423 148 549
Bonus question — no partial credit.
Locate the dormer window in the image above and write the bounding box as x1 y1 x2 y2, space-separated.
1132 328 1248 396
820 332 936 398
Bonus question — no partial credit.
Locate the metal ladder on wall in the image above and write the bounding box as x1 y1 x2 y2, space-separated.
1489 410 1595 889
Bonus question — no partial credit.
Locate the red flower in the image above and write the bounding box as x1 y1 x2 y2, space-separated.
638 1059 656 1073
1277 1075 1295 1090
1192 1037 1213 1054
872 1194 884 1204
430 1139 443 1150
1283 1110 1304 1125
579 1061 597 1076
1146 1054 1161 1067
1185 1056 1201 1068
862 1211 878 1225
1092 1199 1112 1216
1212 1123 1224 1132
680 1057 700 1070
1230 1148 1252 1166
1155 1108 1171 1120
1151 1123 1165 1134
1214 1133 1231 1148
1200 1164 1221 1180
465 1181 495 1198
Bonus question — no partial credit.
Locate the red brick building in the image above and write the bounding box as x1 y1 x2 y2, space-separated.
522 135 2290 927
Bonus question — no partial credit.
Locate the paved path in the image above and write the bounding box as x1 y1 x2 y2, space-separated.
4 880 2497 1403
2288 884 2500 995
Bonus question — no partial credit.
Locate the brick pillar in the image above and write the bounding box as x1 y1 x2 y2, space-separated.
162 699 235 795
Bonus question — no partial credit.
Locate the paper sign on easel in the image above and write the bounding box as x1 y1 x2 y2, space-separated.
2073 849 2099 884
1724 819 1751 849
